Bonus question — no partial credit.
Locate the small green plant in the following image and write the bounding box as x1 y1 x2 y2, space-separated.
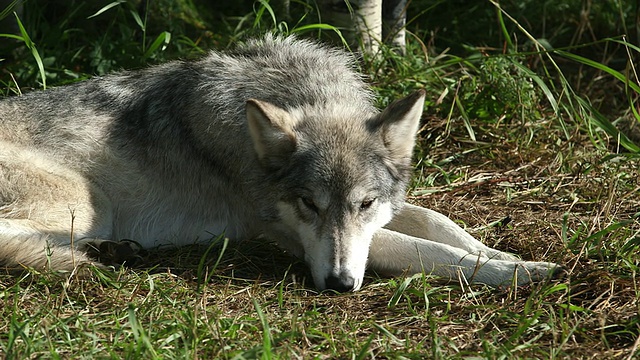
458 56 540 124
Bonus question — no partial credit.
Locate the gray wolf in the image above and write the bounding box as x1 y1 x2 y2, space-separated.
0 35 561 292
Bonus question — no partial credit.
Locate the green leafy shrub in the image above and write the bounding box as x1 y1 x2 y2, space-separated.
459 56 540 123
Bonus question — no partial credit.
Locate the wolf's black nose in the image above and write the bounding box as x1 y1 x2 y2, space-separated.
324 274 356 293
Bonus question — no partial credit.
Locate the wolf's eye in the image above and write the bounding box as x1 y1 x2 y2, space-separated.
360 198 376 210
300 197 318 213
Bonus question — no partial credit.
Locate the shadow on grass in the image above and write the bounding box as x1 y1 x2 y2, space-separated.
130 237 314 290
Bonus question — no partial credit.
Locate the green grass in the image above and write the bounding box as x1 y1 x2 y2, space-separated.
1 0 639 358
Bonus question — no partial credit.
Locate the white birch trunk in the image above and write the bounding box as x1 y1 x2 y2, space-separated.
382 0 407 54
318 0 383 54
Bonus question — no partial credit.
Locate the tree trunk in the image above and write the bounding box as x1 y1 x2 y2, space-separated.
382 0 407 54
318 0 383 54
272 0 290 23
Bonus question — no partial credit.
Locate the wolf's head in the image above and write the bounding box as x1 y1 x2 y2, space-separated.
246 90 425 292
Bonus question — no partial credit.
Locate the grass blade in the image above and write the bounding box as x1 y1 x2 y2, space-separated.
253 0 277 30
575 96 640 152
127 303 159 359
252 298 273 360
196 234 228 291
13 12 45 89
143 31 171 59
555 50 640 94
87 0 126 19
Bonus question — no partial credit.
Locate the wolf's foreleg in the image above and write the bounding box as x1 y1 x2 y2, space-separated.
385 203 519 261
368 228 561 286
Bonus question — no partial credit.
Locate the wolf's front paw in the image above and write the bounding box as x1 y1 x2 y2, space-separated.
516 261 565 285
81 239 146 267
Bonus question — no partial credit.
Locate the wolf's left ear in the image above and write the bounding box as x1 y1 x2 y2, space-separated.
370 90 426 161
246 99 297 168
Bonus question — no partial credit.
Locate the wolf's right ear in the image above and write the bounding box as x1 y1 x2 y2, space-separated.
369 90 426 163
246 99 297 168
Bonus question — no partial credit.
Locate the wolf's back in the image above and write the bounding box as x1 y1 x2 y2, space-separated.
1 36 374 153
195 35 376 123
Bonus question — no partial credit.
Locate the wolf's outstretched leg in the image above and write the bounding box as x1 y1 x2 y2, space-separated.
385 203 519 261
368 228 561 286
